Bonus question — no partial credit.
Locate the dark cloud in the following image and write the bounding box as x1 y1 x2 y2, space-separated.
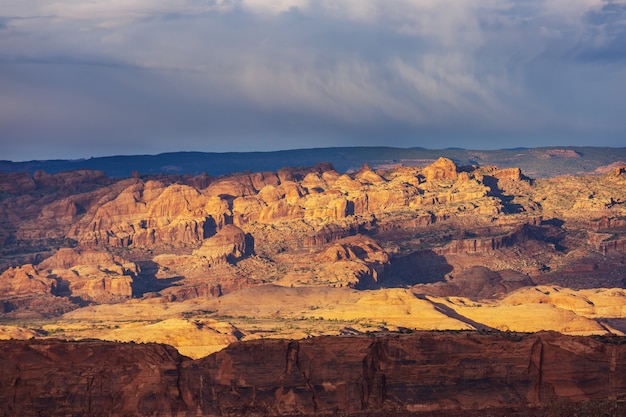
575 1 626 62
586 1 626 25
1 0 625 162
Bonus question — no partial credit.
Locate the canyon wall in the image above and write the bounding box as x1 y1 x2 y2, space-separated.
2 332 626 417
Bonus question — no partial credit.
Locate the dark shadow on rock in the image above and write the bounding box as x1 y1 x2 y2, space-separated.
2 295 84 318
50 275 71 297
526 223 567 252
67 296 92 308
225 233 255 264
203 216 217 238
415 294 496 331
482 175 523 214
245 233 255 256
346 200 355 216
541 218 565 228
536 252 626 290
410 266 534 300
132 260 184 298
383 250 453 287
354 271 379 290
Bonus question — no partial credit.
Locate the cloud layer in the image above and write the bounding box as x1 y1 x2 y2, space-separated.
1 0 625 160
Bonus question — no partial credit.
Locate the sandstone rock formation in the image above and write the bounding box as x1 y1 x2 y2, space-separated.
0 324 42 340
67 180 216 248
0 248 136 310
2 158 626 340
313 235 390 288
37 248 136 303
0 339 187 417
0 170 112 252
184 331 626 415
2 332 626 416
41 160 505 254
101 317 241 358
422 157 458 181
0 264 56 297
4 151 626 417
192 224 251 264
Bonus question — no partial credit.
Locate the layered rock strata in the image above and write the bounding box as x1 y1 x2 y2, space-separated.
1 332 626 417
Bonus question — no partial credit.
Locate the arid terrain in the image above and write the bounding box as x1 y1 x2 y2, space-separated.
1 149 626 415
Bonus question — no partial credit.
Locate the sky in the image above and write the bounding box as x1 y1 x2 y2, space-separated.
1 0 625 161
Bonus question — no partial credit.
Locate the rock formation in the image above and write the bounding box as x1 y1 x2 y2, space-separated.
34 160 504 253
192 224 251 264
422 157 458 181
0 339 187 417
3 155 626 416
0 248 136 309
1 158 626 334
2 332 626 416
100 317 241 358
37 248 136 303
412 266 534 300
313 235 390 288
0 264 56 297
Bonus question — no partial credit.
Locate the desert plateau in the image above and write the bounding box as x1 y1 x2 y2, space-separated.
0 148 625 416
5 0 626 413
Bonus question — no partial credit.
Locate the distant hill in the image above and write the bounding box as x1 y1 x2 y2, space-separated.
1 146 625 178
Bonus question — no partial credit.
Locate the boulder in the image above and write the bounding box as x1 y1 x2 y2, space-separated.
205 178 256 198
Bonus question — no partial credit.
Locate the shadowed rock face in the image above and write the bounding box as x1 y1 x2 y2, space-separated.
2 332 626 417
412 266 534 299
0 340 188 416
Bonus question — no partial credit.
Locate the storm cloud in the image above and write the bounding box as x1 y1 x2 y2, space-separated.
1 0 625 161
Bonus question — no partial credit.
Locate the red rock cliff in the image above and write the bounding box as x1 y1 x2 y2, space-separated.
2 332 626 416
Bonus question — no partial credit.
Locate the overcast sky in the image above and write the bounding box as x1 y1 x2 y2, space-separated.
1 0 625 161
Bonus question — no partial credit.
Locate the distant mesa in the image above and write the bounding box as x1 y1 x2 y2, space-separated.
595 161 626 174
2 146 626 178
543 149 582 158
160 165 183 172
